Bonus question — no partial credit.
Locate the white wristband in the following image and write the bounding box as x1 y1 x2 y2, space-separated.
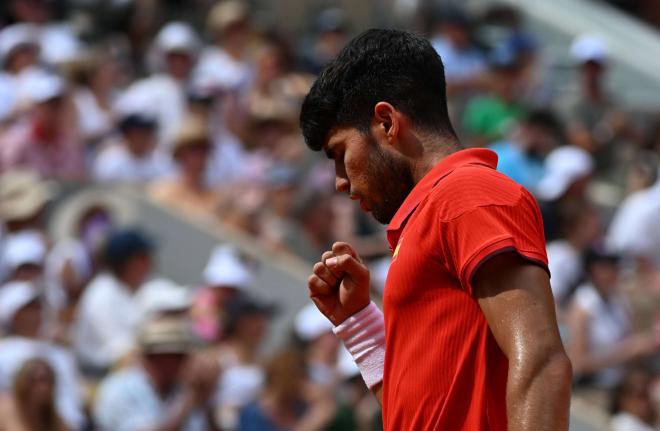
333 302 385 389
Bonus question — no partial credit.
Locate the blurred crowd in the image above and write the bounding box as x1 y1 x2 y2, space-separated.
0 0 659 430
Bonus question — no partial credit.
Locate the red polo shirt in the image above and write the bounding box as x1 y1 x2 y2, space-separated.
382 148 548 431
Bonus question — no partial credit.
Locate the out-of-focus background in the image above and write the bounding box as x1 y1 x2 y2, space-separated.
0 0 658 430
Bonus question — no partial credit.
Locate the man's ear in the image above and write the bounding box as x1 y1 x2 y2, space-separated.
372 102 399 146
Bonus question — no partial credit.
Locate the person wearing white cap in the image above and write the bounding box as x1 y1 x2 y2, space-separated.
116 21 200 147
0 229 47 284
0 280 85 430
566 34 631 172
193 0 253 94
0 23 42 118
73 228 154 373
6 0 83 66
136 278 193 322
94 317 220 431
191 244 252 341
0 71 84 179
535 145 595 242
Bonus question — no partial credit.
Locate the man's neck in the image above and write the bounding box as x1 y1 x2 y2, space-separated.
410 138 460 184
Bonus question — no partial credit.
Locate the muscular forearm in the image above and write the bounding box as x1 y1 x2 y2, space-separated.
506 352 572 431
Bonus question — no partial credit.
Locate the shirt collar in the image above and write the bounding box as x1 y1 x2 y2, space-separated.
386 148 498 249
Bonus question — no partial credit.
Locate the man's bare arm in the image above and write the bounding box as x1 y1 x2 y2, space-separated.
473 252 572 431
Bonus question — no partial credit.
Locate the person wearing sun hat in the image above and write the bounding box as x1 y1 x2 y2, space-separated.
194 0 253 94
94 317 220 431
0 169 55 235
148 115 223 218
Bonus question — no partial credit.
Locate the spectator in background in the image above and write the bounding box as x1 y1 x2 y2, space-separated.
566 247 657 390
0 358 70 431
285 191 335 261
430 8 486 96
238 349 336 431
610 369 658 431
45 188 133 339
0 23 41 104
194 0 253 94
608 151 660 272
73 228 153 374
546 203 602 308
566 35 634 175
0 71 84 179
214 294 274 429
294 303 341 388
490 109 563 190
117 21 199 146
536 145 595 242
6 0 82 66
92 113 172 184
69 47 123 148
135 278 192 324
301 8 349 76
462 41 526 147
0 170 53 239
192 244 253 342
0 230 47 285
149 116 222 218
94 317 220 431
0 281 84 429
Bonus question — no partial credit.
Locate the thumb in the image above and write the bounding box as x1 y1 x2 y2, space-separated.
326 254 369 284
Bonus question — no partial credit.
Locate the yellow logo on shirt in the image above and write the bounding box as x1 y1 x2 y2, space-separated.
393 241 402 259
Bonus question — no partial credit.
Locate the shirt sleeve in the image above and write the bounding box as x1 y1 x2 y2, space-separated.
439 187 549 296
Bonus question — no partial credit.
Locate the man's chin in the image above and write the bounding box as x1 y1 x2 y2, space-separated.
370 205 395 225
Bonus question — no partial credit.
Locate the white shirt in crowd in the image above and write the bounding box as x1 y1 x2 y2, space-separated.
611 412 659 431
73 273 141 370
94 366 207 431
0 336 84 430
571 283 632 388
547 239 584 305
607 180 660 268
92 141 173 184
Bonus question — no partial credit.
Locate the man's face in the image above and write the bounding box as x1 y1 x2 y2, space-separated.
323 127 415 224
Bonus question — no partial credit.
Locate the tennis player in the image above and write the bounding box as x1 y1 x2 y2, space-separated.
301 29 572 430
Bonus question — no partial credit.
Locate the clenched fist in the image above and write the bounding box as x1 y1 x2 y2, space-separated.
308 242 371 326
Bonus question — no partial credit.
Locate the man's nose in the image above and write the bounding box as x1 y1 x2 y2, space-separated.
335 177 349 193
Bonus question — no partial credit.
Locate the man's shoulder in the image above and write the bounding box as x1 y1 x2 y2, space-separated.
78 274 121 307
427 163 527 221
